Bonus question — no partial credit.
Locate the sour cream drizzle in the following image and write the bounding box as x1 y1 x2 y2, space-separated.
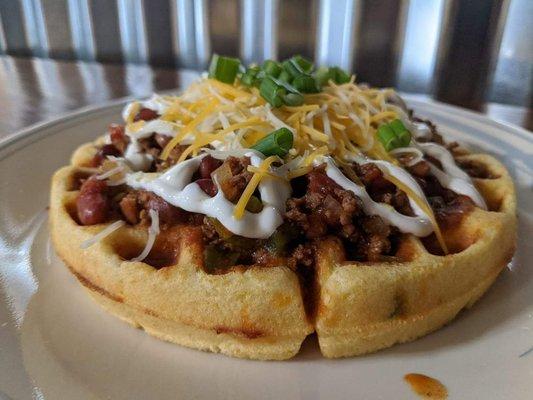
319 157 434 236
125 152 290 239
416 142 487 209
120 100 178 171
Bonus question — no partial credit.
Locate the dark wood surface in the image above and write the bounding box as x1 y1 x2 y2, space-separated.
0 56 531 139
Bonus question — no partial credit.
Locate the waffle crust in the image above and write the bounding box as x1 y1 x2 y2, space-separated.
50 143 516 359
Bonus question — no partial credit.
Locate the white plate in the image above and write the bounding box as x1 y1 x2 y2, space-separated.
0 96 532 400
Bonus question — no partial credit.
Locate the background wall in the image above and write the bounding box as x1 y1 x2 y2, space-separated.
0 0 531 109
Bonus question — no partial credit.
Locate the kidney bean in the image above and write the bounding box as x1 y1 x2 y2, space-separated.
196 179 218 197
76 177 110 225
134 108 159 121
198 155 223 179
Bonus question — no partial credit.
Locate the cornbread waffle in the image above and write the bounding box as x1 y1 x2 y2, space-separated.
49 59 516 360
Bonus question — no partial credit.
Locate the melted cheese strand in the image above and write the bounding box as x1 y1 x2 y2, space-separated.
80 220 126 249
131 209 160 262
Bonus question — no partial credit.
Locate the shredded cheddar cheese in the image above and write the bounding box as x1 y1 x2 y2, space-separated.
234 156 281 219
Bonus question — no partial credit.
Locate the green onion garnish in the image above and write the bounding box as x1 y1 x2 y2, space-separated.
282 59 304 78
262 60 282 78
209 54 353 107
251 127 293 157
283 92 304 106
389 119 411 146
241 66 260 87
397 130 411 147
292 55 314 73
208 54 241 84
377 119 411 151
259 77 285 107
378 125 401 151
314 66 351 86
292 74 320 93
330 66 351 84
278 70 292 83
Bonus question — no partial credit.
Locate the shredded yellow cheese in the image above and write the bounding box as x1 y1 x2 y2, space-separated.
234 156 280 219
126 102 140 124
247 165 285 181
161 99 219 160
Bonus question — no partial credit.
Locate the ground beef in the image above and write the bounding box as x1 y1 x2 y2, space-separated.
286 168 363 242
456 159 495 179
287 243 315 270
118 192 140 224
430 194 475 229
354 163 414 216
155 144 189 171
215 156 252 202
356 216 393 261
408 161 431 178
119 190 188 227
407 160 476 227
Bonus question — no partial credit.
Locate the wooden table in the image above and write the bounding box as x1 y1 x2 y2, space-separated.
0 56 531 138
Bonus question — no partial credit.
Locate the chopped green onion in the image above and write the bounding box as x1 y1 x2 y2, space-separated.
330 66 351 84
278 70 292 83
262 60 282 77
314 67 331 87
282 59 304 78
292 74 320 93
378 119 412 151
259 77 285 107
272 75 299 94
397 130 412 147
389 119 411 146
241 66 260 86
378 125 401 151
283 92 304 106
314 66 351 86
208 54 240 84
292 55 314 73
389 119 406 134
251 127 293 157
241 72 255 87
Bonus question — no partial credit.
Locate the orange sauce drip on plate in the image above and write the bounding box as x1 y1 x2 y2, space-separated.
404 373 448 399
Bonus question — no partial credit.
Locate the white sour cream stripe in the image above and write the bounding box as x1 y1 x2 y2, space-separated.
121 102 179 171
416 142 487 209
125 153 291 239
319 158 434 237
